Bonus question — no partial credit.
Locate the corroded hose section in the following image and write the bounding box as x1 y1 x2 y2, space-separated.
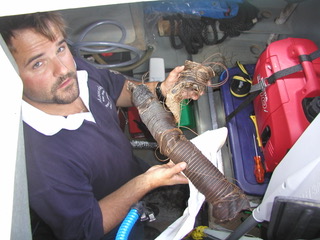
128 82 250 221
179 60 214 88
166 60 215 123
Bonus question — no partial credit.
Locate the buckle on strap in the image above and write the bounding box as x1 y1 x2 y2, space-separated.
249 77 268 93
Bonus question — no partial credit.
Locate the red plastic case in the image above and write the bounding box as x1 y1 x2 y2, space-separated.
253 38 320 172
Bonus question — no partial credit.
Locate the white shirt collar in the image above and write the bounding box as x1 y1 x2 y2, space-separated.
22 70 95 136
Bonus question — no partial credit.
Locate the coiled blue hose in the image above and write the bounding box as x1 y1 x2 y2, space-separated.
68 20 143 69
115 208 140 240
75 20 126 53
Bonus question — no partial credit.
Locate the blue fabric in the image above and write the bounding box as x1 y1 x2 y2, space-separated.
25 57 145 240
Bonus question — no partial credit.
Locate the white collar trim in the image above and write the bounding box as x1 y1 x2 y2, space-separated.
22 70 95 136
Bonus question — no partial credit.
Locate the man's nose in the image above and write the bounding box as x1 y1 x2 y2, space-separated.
52 57 69 76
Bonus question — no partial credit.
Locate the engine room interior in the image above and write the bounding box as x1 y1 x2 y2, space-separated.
1 0 320 239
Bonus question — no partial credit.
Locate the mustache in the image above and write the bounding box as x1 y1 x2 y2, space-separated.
57 72 77 85
51 71 78 94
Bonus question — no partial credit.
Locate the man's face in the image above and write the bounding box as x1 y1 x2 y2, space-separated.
11 25 79 107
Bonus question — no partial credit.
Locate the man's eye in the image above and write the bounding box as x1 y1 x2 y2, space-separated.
58 46 65 53
33 61 42 69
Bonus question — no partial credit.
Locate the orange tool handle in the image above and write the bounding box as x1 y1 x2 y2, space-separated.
254 156 265 184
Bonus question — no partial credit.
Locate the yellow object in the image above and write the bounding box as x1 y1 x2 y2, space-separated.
189 226 208 240
237 61 250 76
229 61 253 98
230 75 252 98
250 115 262 147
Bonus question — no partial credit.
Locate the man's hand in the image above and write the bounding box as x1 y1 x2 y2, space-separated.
144 161 188 189
99 161 188 234
161 66 205 100
161 66 184 97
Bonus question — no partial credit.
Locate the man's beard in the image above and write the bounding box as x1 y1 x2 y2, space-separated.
52 71 79 104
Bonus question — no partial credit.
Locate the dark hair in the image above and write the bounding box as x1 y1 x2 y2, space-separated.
0 12 67 51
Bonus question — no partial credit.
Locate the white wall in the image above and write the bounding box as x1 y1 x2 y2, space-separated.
0 37 26 240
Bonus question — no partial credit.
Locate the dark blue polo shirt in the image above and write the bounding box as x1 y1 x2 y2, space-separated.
23 57 144 239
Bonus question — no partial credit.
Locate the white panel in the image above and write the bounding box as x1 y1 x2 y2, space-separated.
0 37 23 239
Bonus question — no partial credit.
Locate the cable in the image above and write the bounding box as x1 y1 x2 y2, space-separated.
69 20 146 69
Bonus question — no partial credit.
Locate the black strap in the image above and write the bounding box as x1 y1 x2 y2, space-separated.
225 49 320 123
226 90 260 122
266 63 303 85
267 49 320 84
